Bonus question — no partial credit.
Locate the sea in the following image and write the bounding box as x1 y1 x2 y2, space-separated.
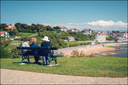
98 45 128 58
113 46 128 58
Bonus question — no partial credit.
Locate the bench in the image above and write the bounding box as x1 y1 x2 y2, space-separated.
17 47 63 65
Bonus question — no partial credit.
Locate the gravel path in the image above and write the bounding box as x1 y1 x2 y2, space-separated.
1 69 127 84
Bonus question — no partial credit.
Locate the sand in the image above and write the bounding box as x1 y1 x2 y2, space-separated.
64 46 116 58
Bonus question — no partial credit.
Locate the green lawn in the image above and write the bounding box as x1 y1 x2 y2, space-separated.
0 57 127 77
19 32 38 37
66 42 90 47
4 45 19 51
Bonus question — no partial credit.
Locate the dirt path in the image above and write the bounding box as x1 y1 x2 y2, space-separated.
1 69 127 84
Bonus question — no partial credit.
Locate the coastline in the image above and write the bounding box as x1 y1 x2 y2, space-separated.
56 43 128 58
64 46 117 58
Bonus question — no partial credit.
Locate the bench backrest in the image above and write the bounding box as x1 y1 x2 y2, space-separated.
17 47 57 50
17 47 58 56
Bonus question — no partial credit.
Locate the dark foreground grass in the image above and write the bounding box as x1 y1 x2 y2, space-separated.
0 57 127 77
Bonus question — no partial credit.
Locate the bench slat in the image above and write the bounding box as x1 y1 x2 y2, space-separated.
52 55 63 57
17 47 58 50
18 54 63 57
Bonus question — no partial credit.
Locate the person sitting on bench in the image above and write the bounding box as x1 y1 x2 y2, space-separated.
30 38 41 65
41 36 54 65
22 37 31 54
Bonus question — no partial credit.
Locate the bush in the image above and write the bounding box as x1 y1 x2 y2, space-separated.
0 49 11 58
71 49 95 57
11 49 21 59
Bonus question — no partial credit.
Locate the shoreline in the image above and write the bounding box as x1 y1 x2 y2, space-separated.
55 43 127 58
64 46 117 58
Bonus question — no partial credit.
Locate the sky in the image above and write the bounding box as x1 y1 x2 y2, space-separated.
1 1 128 32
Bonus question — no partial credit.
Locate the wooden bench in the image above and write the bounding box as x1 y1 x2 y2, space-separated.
17 47 63 65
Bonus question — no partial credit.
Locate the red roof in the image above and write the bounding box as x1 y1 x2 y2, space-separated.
5 26 15 29
96 33 108 36
0 31 6 35
59 26 66 29
116 36 120 39
121 32 127 34
86 29 91 31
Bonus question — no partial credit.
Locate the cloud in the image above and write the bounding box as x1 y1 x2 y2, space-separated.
87 20 127 27
41 20 127 31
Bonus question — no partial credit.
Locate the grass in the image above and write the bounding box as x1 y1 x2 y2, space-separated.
0 57 127 77
107 46 117 48
66 42 90 47
19 32 38 37
4 45 19 51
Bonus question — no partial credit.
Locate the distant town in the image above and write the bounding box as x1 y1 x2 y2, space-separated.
0 23 128 44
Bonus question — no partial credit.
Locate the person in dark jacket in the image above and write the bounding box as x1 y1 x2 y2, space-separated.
41 36 53 65
30 38 40 64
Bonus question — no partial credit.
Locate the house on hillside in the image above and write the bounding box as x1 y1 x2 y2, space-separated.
59 26 68 32
70 28 79 32
121 32 128 38
116 32 128 43
5 25 16 30
95 33 108 43
0 31 9 37
68 36 75 41
83 29 92 35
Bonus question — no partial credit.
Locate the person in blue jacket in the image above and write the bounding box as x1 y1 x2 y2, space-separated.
41 36 53 65
30 38 40 64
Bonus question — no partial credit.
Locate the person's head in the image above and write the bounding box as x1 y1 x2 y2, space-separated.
24 37 30 43
42 36 50 42
31 38 37 44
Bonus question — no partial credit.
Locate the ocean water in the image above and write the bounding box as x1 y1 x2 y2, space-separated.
97 45 128 58
114 46 128 58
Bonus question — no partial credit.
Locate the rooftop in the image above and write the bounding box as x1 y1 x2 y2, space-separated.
5 26 15 29
0 31 6 35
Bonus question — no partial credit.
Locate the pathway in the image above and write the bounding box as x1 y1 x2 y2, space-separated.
1 69 127 84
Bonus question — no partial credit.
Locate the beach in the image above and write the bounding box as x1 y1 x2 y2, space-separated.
55 43 127 58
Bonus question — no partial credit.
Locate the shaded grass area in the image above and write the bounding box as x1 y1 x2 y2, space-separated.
0 57 127 77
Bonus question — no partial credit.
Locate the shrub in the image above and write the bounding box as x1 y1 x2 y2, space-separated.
11 49 21 59
71 50 79 57
0 49 11 58
71 50 95 57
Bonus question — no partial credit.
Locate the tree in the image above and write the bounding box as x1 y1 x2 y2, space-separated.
0 23 8 30
37 26 40 36
12 29 18 35
53 26 60 30
15 23 22 32
45 26 53 31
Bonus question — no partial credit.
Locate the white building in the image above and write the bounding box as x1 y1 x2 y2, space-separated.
70 28 79 32
83 29 92 35
0 31 9 37
116 32 128 43
59 26 68 32
95 33 108 43
121 32 128 38
68 36 75 41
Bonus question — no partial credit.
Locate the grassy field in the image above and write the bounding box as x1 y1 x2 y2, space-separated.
4 45 20 51
19 32 38 37
1 57 127 77
66 42 91 47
